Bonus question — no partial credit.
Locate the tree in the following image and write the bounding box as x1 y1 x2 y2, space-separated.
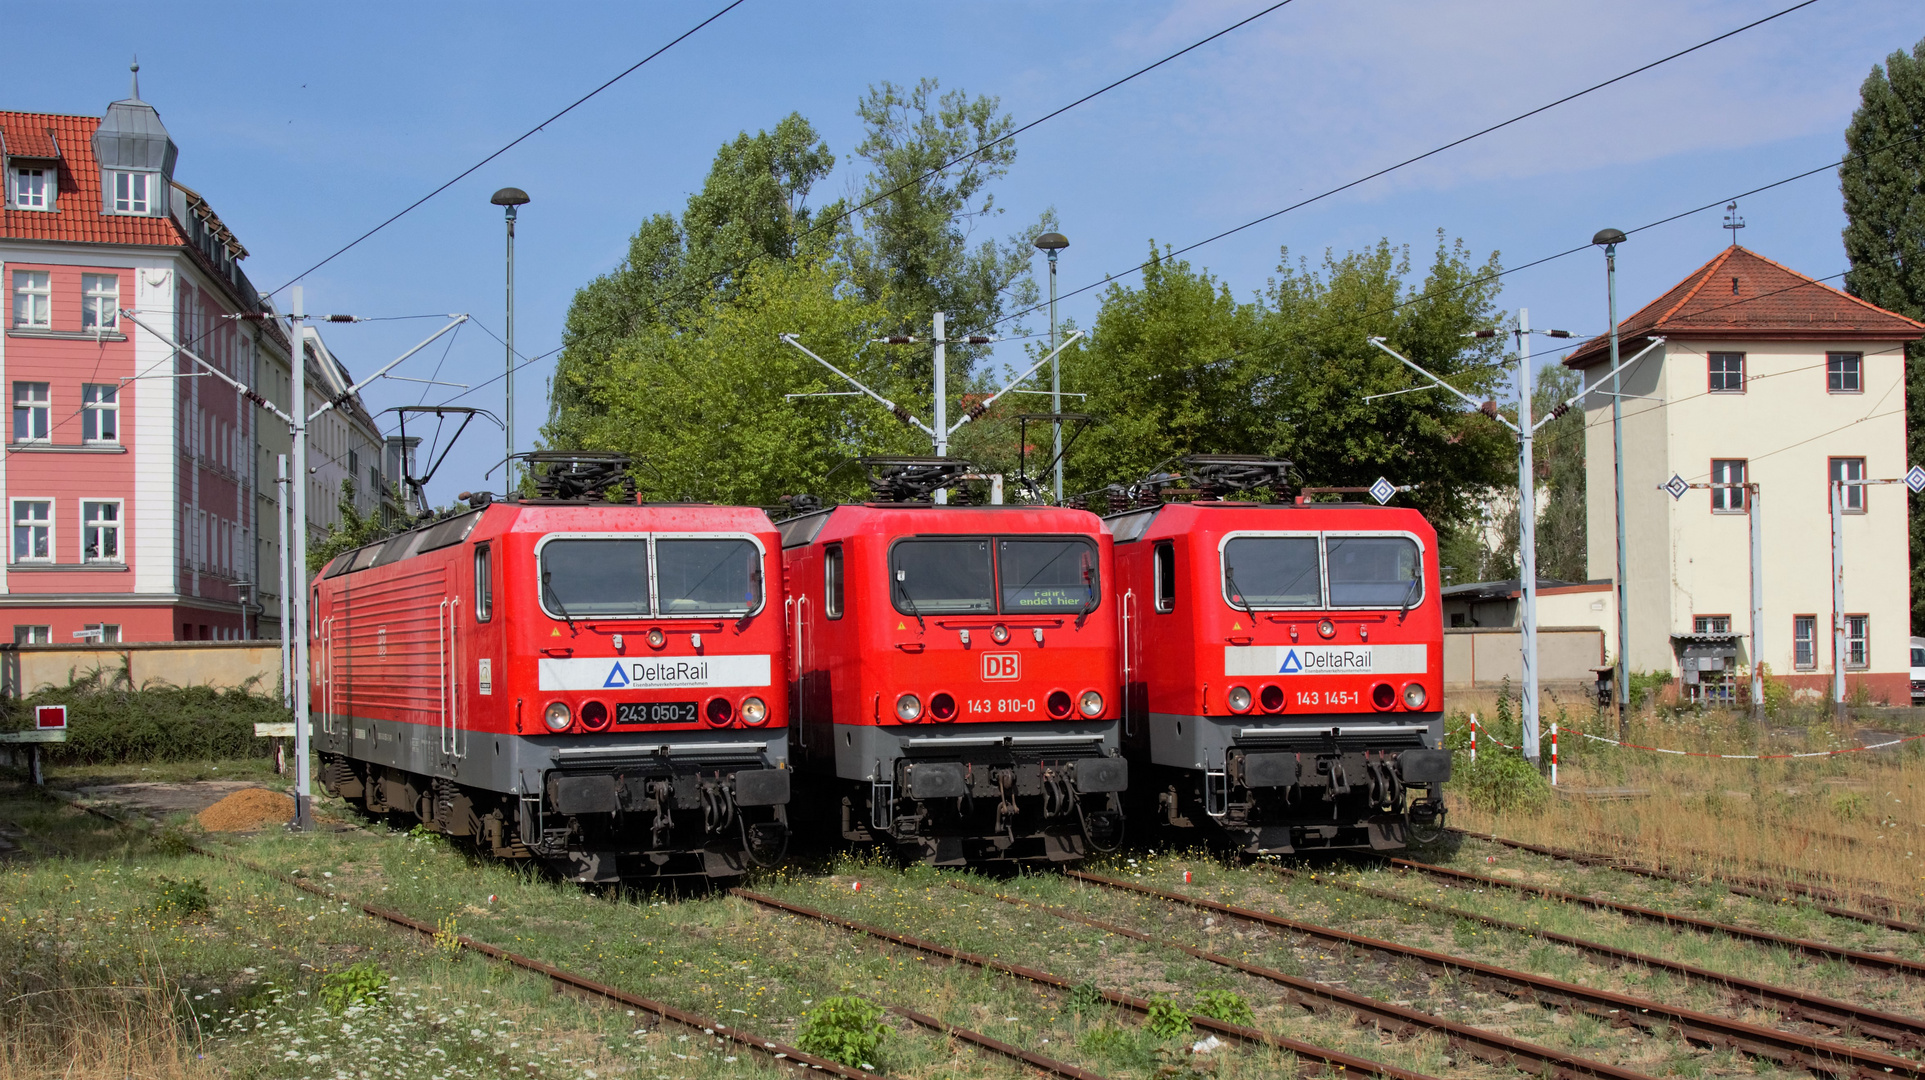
309 479 385 571
547 114 839 449
1840 36 1925 632
1531 364 1587 582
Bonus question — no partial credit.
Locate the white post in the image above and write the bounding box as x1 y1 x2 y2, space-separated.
289 288 312 830
1551 722 1558 786
277 454 291 708
1749 482 1763 720
1832 479 1846 718
1517 310 1539 763
1469 714 1477 763
1049 254 1062 504
932 311 948 506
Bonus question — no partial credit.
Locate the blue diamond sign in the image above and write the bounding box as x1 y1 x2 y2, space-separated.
1908 465 1925 494
1664 474 1690 501
1369 477 1397 505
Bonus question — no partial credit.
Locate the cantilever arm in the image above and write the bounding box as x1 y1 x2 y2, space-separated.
948 331 1085 436
1533 336 1665 433
779 334 935 436
1368 336 1517 433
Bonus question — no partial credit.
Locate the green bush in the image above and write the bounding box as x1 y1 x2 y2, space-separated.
1193 989 1253 1026
795 996 887 1068
0 667 288 765
1448 745 1550 815
1628 670 1674 711
149 875 210 917
1066 981 1105 1016
1142 998 1192 1042
320 961 391 1011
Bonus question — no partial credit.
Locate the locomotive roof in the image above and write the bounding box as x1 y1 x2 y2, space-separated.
320 500 775 580
1102 500 1431 544
776 501 1104 549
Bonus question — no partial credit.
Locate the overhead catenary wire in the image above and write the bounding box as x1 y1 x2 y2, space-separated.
263 1 746 298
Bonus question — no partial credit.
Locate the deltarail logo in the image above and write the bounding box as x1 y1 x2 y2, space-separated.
626 660 711 684
538 654 770 692
1224 643 1425 678
1278 648 1374 673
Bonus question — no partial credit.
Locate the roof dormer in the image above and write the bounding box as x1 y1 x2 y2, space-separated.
1 124 61 212
90 61 175 217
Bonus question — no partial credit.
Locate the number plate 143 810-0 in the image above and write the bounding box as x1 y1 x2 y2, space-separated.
616 701 699 725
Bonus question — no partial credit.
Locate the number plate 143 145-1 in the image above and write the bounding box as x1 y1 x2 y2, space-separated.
616 701 698 725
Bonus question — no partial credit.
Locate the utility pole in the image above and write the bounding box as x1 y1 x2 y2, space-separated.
1832 478 1847 719
1034 232 1069 503
1515 310 1539 762
1595 228 1631 738
933 311 948 505
276 454 290 709
289 288 312 832
1749 482 1763 722
492 187 530 492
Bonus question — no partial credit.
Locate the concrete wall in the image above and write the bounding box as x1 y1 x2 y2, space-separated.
0 640 281 697
1444 626 1606 691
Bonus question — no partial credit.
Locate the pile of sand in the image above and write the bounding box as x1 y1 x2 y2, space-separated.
197 787 295 832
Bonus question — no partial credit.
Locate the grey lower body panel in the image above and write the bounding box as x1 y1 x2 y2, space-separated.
1144 712 1445 770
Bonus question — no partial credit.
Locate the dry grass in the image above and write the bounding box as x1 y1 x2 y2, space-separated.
0 979 216 1080
1454 702 1925 909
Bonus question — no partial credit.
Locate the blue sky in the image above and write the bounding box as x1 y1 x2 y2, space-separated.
6 1 1918 504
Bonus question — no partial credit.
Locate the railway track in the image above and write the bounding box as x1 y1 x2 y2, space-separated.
48 791 1110 1080
729 887 1439 1080
1466 830 1924 931
1396 856 1925 978
1283 865 1925 1050
1063 871 1924 1079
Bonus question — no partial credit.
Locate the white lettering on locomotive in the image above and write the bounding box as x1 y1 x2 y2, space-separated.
1223 643 1426 677
981 652 1020 681
536 654 772 691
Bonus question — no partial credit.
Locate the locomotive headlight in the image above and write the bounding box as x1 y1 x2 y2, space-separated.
991 624 1010 644
1317 619 1337 639
741 696 768 725
646 628 667 649
1078 690 1105 718
895 693 923 722
1403 683 1428 710
1226 685 1253 713
543 702 572 732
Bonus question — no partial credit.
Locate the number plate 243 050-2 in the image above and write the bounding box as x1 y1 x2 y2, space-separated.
616 701 699 725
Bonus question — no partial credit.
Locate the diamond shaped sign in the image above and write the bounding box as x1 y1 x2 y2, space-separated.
1664 474 1690 501
1908 465 1925 494
1369 477 1397 505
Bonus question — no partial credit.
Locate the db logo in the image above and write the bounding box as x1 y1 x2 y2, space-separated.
981 653 1020 681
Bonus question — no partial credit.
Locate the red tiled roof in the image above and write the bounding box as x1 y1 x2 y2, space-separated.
0 110 187 249
1564 245 1925 367
0 123 60 159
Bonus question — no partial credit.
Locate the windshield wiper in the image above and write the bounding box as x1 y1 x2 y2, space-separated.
1075 569 1098 628
1396 576 1420 624
542 570 577 631
1223 565 1258 626
894 570 926 633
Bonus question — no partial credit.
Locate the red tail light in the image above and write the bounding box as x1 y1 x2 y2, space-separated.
1370 682 1397 711
705 697 734 726
579 700 610 731
1047 690 1073 718
1259 684 1285 712
929 692 956 721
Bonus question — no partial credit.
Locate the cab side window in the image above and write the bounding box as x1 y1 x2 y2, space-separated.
824 545 844 620
474 543 493 622
1154 541 1176 613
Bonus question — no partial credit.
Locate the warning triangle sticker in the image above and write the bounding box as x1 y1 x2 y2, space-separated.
550 628 562 637
1279 649 1303 674
603 663 629 689
898 621 907 630
1231 621 1242 631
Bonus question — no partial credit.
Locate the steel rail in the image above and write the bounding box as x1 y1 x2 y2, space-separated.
970 876 1652 1080
1069 872 1922 1080
45 792 883 1080
1464 829 1923 931
1394 856 1925 978
885 1004 1112 1080
729 887 1435 1080
1286 866 1925 1050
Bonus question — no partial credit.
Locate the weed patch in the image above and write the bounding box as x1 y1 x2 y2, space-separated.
320 961 391 1012
150 875 210 917
794 995 886 1068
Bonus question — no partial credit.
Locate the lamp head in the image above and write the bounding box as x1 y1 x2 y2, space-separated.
1033 231 1069 253
1592 228 1627 247
491 187 531 207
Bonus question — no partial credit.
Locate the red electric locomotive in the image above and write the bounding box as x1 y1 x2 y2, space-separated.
313 454 791 881
1107 457 1450 854
779 459 1127 866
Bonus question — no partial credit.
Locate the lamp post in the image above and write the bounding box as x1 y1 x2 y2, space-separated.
492 187 530 492
1594 227 1630 739
1033 231 1069 503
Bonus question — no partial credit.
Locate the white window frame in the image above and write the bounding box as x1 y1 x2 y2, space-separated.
1827 353 1863 394
12 270 50 329
1793 615 1817 671
12 382 49 444
1846 615 1870 670
81 499 123 564
11 166 51 211
11 498 52 564
110 170 152 215
1693 614 1731 634
80 273 119 331
1830 457 1867 513
81 383 119 444
1710 459 1747 513
13 625 50 645
83 623 122 644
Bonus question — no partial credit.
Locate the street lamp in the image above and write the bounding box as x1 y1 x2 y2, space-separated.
1594 227 1629 738
1033 231 1069 503
492 187 530 491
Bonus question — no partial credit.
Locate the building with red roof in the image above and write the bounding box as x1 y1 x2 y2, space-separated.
1565 244 1923 703
2 69 393 646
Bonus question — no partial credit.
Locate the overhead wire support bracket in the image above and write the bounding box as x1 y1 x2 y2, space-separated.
1367 336 1517 432
951 331 1085 431
779 333 934 436
308 315 469 423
